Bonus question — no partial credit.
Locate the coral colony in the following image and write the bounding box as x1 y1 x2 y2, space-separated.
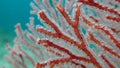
5 0 120 68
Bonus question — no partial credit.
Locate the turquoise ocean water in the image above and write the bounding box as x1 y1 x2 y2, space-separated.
0 0 32 67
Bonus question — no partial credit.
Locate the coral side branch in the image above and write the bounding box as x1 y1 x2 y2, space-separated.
35 57 71 68
37 39 90 63
88 31 120 58
82 17 120 50
78 0 120 16
101 54 115 68
106 15 120 22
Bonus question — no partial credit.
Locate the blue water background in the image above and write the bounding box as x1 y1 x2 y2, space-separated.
0 0 32 67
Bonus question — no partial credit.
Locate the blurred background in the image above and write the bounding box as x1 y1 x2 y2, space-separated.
0 0 32 67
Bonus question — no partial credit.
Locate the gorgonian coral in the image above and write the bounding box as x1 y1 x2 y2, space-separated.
5 0 120 68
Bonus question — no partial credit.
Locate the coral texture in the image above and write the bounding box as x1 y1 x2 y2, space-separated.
5 0 120 68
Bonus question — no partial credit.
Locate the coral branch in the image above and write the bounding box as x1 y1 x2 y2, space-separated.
101 54 115 68
57 4 86 45
37 39 90 63
39 11 61 34
38 10 84 50
88 31 120 58
74 4 81 26
57 4 74 26
78 0 120 16
82 17 120 50
89 15 98 23
106 15 120 22
37 27 57 37
35 57 71 68
111 28 120 34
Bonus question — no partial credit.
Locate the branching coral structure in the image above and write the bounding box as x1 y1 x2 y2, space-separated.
5 0 120 68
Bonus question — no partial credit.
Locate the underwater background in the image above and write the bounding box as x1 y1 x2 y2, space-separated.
0 0 32 67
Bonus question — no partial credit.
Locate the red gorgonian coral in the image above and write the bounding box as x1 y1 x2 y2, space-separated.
5 0 120 68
